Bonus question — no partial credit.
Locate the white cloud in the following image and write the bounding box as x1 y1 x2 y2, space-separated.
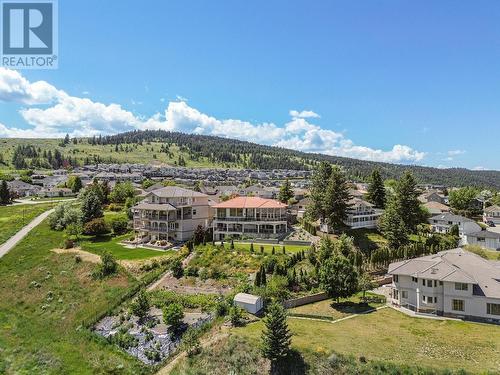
473 166 487 171
289 109 320 119
447 150 466 156
0 68 426 163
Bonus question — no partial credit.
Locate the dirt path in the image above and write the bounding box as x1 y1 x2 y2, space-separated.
0 208 54 258
148 252 196 291
51 247 102 263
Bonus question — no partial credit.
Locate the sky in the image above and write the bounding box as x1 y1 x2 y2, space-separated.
0 0 499 170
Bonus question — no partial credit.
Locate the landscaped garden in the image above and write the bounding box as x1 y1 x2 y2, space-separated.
0 202 57 245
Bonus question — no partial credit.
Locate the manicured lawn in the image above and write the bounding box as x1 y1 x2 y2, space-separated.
80 232 171 260
234 307 500 373
289 292 385 320
0 203 56 245
346 228 388 252
0 221 145 374
232 242 309 254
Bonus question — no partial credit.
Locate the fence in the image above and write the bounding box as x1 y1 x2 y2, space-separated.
282 292 329 309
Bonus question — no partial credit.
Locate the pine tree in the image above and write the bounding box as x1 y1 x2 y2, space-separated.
0 180 10 205
261 302 292 372
379 198 409 249
395 171 421 232
71 176 83 193
254 269 261 287
260 265 267 285
324 166 353 231
307 161 332 222
278 178 294 203
367 169 386 208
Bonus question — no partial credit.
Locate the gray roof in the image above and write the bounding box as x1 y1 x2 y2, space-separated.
467 230 500 240
234 293 261 304
133 202 176 211
148 186 208 198
484 205 500 213
389 248 500 299
429 213 475 224
7 180 41 190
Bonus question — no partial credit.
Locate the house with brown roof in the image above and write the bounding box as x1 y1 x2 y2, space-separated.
422 201 450 215
388 248 500 323
212 196 288 241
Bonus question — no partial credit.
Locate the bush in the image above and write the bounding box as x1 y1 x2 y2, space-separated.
229 306 244 326
184 266 199 277
93 250 118 279
107 203 122 212
163 303 184 330
110 215 129 234
171 259 183 279
83 218 109 235
61 238 74 249
49 202 82 230
130 290 150 321
182 328 201 357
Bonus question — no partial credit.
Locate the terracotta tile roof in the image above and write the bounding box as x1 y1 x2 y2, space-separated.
212 196 287 209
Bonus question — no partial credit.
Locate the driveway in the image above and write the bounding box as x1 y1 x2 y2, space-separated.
0 208 54 258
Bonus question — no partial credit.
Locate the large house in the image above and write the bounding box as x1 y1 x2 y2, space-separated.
428 213 481 245
212 196 288 241
484 205 500 225
418 190 447 205
466 230 500 251
319 197 383 232
388 248 500 323
422 201 450 215
7 180 41 197
132 186 211 242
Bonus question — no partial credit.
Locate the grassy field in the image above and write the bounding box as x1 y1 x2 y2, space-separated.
464 245 500 260
234 307 500 373
289 292 385 320
232 241 310 254
0 203 57 245
346 229 388 253
79 232 170 260
0 221 147 374
0 138 224 169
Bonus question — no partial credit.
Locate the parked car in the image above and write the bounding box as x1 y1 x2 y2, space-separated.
486 220 496 227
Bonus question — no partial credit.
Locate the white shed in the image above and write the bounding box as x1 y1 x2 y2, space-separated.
233 293 263 314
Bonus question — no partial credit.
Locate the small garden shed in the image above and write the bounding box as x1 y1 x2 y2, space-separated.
233 293 263 314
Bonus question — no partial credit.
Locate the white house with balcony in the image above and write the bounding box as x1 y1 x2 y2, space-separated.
388 248 500 323
132 186 211 242
344 197 383 229
212 196 288 241
428 213 481 245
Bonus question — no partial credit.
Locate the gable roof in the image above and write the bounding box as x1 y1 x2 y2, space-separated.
429 212 475 224
467 230 500 240
213 196 287 209
389 248 500 298
148 186 208 198
484 205 500 213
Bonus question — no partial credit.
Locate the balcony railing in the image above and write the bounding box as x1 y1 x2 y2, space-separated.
214 216 287 222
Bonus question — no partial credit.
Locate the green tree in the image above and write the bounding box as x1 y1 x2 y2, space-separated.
130 289 150 321
307 161 332 222
379 198 409 249
318 237 334 263
395 171 422 232
261 302 292 373
181 328 201 357
97 250 118 278
358 272 375 300
323 166 352 231
367 169 386 208
109 182 136 203
81 189 103 223
278 178 294 203
83 217 109 235
163 303 184 330
229 306 244 326
0 180 10 205
171 258 184 278
449 187 479 214
70 176 83 193
65 222 83 240
319 255 359 302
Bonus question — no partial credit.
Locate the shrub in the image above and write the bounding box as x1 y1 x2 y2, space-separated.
229 306 244 326
93 250 118 279
171 259 183 279
49 202 82 230
184 266 199 277
110 215 129 234
75 255 82 263
61 238 74 249
107 203 122 211
182 328 201 357
163 303 184 330
83 218 109 235
130 290 150 321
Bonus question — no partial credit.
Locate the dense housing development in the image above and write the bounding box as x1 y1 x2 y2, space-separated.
132 186 211 242
389 248 500 323
212 196 288 241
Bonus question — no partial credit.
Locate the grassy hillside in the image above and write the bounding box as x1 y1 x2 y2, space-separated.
1 130 500 188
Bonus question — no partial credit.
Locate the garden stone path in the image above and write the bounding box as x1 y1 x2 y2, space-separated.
0 208 54 258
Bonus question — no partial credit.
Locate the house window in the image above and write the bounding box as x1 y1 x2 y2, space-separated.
402 291 408 299
422 279 425 286
452 299 465 312
422 295 426 303
439 281 443 286
487 303 500 316
393 275 399 282
455 283 468 291
412 277 418 283
427 280 433 287
477 237 485 243
433 280 437 287
192 209 197 216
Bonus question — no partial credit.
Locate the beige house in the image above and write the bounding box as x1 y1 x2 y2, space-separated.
388 248 500 324
484 205 500 225
212 196 288 241
132 186 211 242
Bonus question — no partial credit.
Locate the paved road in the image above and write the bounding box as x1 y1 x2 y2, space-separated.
0 208 54 258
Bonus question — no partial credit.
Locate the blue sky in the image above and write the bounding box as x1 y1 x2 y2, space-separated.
1 0 499 169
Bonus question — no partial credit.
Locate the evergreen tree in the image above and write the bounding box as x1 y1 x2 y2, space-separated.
367 169 386 208
254 268 261 287
260 265 267 285
319 255 359 302
395 171 422 232
130 289 150 321
307 161 332 222
0 180 10 205
71 176 83 193
261 302 292 372
379 198 409 249
278 178 294 203
324 166 352 231
64 133 70 145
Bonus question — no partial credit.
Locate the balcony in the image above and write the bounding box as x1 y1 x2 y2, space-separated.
214 216 287 222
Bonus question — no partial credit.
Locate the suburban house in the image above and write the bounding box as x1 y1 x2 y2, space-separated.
388 248 500 323
7 180 41 197
344 197 383 229
428 213 482 245
212 196 288 241
484 205 500 225
418 190 447 205
39 187 74 198
423 201 450 215
132 186 211 242
290 197 311 219
466 230 500 251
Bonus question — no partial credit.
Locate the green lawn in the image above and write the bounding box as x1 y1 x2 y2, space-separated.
234 307 500 373
346 228 388 253
0 203 57 245
464 245 500 260
289 292 385 320
0 221 146 374
79 232 171 260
